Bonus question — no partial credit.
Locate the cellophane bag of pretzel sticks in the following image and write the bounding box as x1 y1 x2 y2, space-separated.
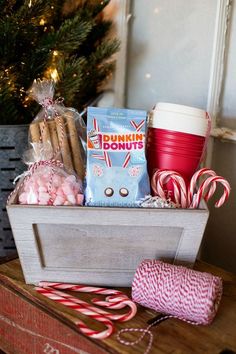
17 142 84 206
28 79 86 181
85 107 150 207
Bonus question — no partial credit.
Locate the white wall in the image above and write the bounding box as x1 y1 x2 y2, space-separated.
126 0 217 110
124 0 236 272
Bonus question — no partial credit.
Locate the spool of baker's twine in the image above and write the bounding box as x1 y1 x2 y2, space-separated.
117 260 223 354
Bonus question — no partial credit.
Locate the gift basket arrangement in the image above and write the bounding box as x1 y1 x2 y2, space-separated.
7 80 231 282
6 79 231 352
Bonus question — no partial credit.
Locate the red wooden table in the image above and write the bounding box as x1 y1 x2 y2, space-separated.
0 258 236 354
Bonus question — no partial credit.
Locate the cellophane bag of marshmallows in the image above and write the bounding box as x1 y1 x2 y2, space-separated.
85 107 150 207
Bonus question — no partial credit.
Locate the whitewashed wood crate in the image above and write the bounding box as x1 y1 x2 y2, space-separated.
7 192 209 286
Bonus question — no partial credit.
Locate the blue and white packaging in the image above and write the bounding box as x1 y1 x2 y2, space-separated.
85 107 150 207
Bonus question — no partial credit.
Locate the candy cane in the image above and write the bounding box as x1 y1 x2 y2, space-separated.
158 171 187 208
152 169 187 208
91 294 137 321
37 282 137 328
38 282 122 295
190 176 230 209
36 286 114 339
123 152 131 168
130 120 145 132
188 168 217 206
91 151 112 167
43 287 136 322
93 117 99 132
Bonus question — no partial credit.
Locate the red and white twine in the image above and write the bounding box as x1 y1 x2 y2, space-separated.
117 259 223 354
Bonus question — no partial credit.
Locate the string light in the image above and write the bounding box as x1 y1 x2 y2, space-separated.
39 18 46 26
50 68 59 82
28 0 32 8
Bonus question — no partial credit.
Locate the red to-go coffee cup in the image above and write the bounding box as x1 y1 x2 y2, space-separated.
147 102 210 190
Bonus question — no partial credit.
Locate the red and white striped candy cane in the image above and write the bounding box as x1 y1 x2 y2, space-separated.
91 151 112 167
130 120 145 132
91 294 137 321
35 286 114 339
190 175 230 209
38 282 122 295
188 168 217 207
123 152 131 168
93 117 100 132
41 287 136 322
37 282 137 323
151 169 187 208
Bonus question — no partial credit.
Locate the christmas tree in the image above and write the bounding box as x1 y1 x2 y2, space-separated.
0 0 119 125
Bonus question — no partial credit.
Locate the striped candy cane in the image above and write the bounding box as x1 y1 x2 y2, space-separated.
190 176 230 209
36 286 114 339
188 168 217 207
91 151 112 167
130 120 145 132
151 169 187 208
39 286 136 322
36 282 137 338
38 282 122 295
93 117 100 132
91 294 137 321
123 152 131 168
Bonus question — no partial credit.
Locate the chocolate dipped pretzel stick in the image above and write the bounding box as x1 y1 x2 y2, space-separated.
55 116 73 173
65 111 85 180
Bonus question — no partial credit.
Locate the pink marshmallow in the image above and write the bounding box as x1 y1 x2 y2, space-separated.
62 183 74 195
67 194 76 205
27 191 38 204
64 201 73 206
52 174 62 187
76 194 84 205
53 195 65 206
56 187 64 196
65 175 76 184
38 186 47 193
19 192 28 204
38 192 50 205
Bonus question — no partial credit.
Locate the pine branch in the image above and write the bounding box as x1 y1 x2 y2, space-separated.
89 39 120 65
56 56 86 105
15 0 52 23
0 0 119 124
55 14 93 52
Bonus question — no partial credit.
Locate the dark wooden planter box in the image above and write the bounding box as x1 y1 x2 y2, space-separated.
0 125 28 257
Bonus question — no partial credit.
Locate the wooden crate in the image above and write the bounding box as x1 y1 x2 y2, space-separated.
7 192 209 286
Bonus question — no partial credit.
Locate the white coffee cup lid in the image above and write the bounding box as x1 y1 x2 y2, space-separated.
149 102 208 137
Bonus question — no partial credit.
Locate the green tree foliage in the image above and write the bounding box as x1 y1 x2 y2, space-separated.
0 0 119 124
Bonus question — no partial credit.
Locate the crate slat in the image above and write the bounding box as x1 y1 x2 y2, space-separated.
0 125 28 257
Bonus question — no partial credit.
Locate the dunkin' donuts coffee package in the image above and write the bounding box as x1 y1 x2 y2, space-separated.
85 107 150 207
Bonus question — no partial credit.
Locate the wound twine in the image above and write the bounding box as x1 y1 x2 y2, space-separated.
117 260 223 354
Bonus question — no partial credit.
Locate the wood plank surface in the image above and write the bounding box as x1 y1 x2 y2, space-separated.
0 259 236 354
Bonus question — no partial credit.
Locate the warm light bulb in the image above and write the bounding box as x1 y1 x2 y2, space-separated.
50 68 59 82
53 50 59 56
28 0 32 8
40 18 46 26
